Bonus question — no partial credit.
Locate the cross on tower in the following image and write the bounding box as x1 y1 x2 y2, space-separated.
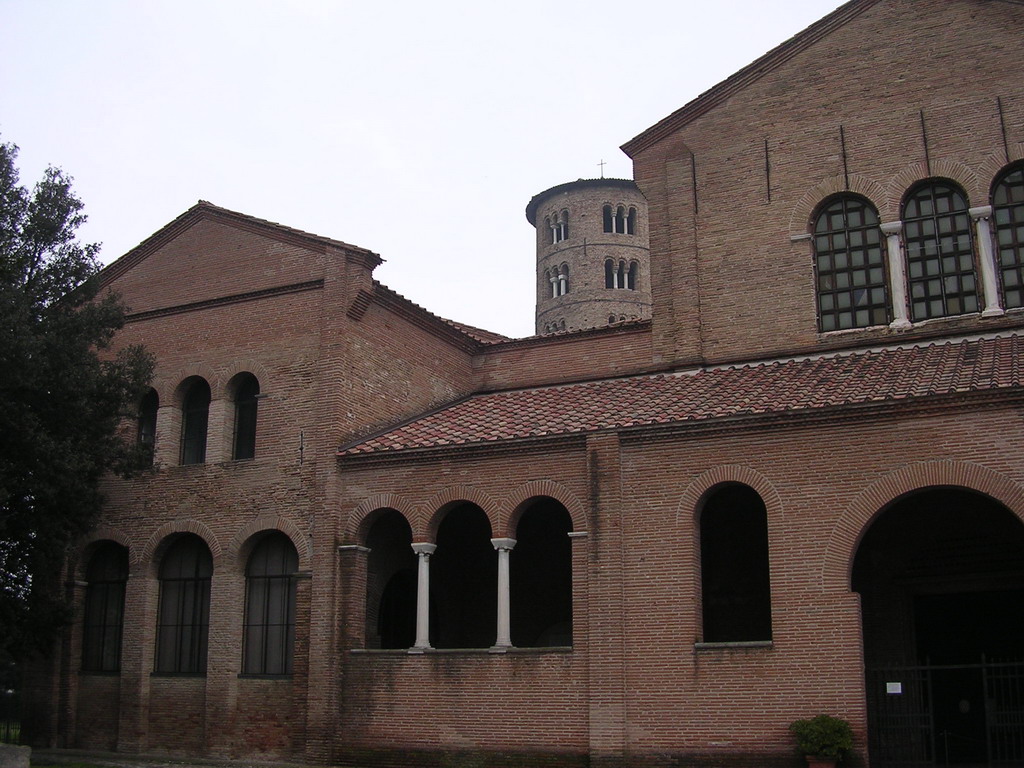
597 159 606 178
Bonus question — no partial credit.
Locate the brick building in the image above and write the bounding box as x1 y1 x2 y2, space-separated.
26 1 1024 766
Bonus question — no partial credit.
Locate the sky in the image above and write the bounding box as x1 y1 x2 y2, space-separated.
1 0 846 339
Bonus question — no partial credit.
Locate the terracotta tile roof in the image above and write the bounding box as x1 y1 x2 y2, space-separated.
338 335 1024 457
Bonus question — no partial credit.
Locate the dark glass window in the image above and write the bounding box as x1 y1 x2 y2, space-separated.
243 533 298 675
700 484 772 643
137 389 158 460
993 164 1024 310
155 535 211 674
232 375 259 461
812 195 890 331
82 543 128 672
180 379 210 465
902 181 978 321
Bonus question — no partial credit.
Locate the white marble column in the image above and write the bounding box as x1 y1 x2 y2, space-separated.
410 542 436 652
490 537 516 651
881 220 912 329
971 205 1004 317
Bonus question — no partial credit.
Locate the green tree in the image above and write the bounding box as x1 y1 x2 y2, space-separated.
0 140 153 660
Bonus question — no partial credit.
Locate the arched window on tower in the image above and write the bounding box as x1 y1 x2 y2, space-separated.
232 374 259 461
812 194 890 331
602 205 614 233
627 261 638 290
180 378 210 465
558 210 569 242
627 207 637 235
605 259 614 288
993 163 1024 309
902 180 978 321
82 543 128 672
615 206 626 234
558 263 570 295
699 484 772 643
243 532 298 675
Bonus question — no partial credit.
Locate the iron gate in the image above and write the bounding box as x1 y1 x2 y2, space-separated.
866 658 1024 767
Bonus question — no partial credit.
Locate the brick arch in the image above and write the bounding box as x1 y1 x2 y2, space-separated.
349 493 418 543
75 527 133 579
139 519 222 574
423 485 501 541
502 480 587 538
884 161 983 216
821 460 1024 595
230 514 311 570
217 360 274 401
676 465 785 528
977 153 1024 196
787 173 888 233
168 366 219 407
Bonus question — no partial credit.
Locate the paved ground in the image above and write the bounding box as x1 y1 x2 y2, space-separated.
31 750 314 768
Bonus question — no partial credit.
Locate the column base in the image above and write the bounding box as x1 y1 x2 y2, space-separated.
489 644 511 654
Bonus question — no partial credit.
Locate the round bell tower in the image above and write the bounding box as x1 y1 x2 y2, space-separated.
526 178 651 335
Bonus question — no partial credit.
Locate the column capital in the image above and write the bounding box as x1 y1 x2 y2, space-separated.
880 220 903 236
490 537 517 551
411 542 437 556
969 205 994 221
337 544 370 554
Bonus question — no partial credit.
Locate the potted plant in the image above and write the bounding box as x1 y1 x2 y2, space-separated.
789 714 854 767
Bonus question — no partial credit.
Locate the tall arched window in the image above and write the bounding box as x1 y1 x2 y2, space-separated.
431 504 495 648
557 210 569 242
700 484 772 643
993 163 1024 309
365 509 416 649
627 261 638 290
902 181 978 321
155 535 212 674
510 499 573 647
603 205 614 233
812 195 890 331
232 374 259 461
180 379 211 465
82 543 128 672
558 263 570 295
243 533 298 675
626 207 637 235
137 388 158 461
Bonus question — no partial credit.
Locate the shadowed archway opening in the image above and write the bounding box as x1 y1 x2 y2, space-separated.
431 503 495 649
510 497 573 647
853 488 1024 766
364 509 416 649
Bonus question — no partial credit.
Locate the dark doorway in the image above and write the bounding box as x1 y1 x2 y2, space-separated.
510 498 573 647
365 509 416 649
853 488 1024 766
431 503 496 649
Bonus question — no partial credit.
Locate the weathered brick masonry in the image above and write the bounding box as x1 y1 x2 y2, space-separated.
26 1 1024 766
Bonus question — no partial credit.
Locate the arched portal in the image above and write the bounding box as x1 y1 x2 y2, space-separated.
852 488 1024 766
